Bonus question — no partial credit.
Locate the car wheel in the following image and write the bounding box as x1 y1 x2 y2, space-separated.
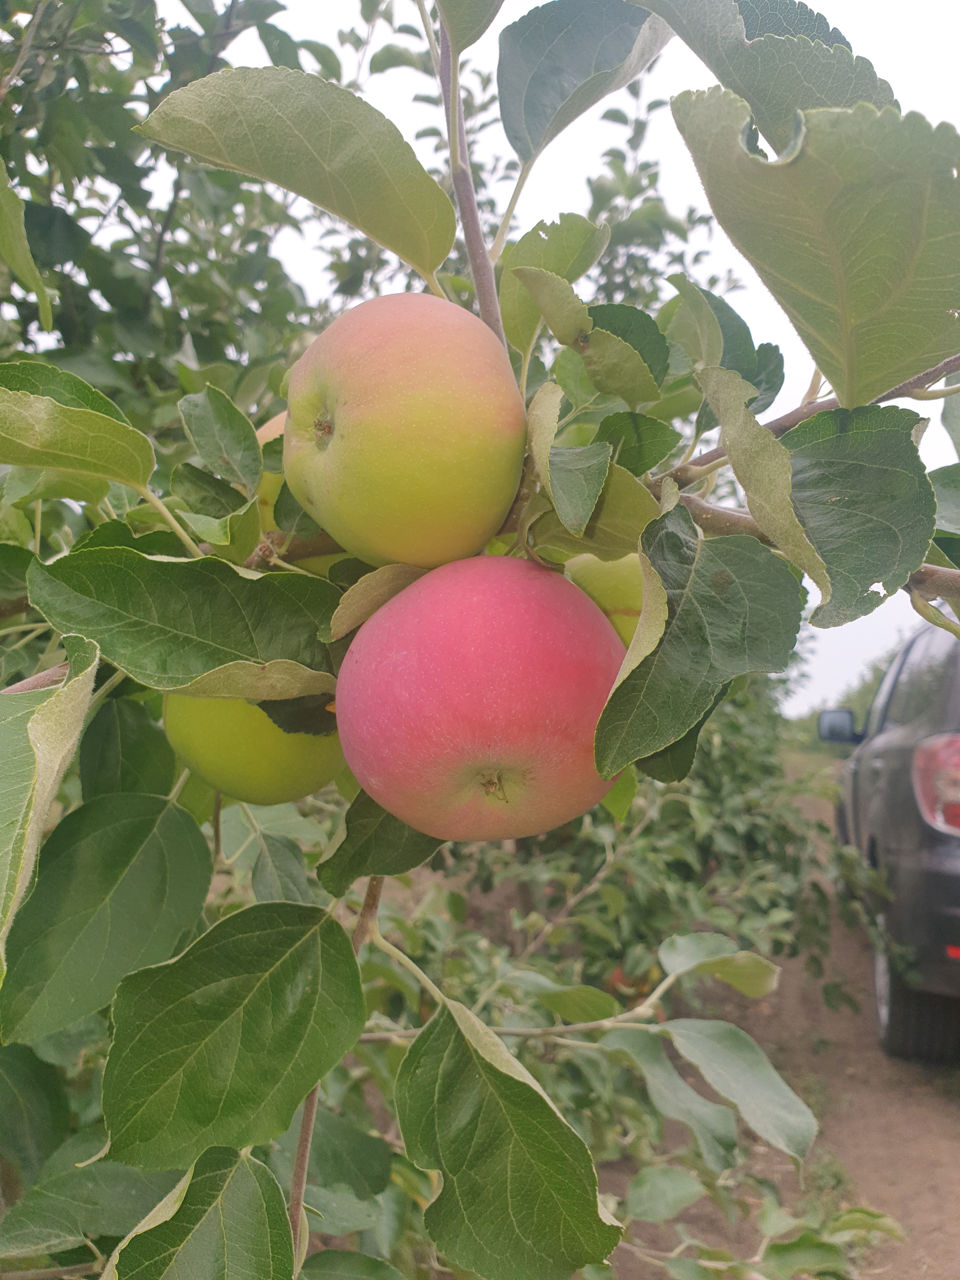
874 923 960 1062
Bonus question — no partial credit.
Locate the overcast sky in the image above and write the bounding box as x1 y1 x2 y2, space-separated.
161 0 960 716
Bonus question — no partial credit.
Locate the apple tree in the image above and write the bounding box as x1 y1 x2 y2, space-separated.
0 0 939 1276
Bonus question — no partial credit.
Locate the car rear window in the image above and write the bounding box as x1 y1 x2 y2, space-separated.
882 626 959 730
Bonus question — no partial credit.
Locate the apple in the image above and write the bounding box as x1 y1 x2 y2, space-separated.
163 693 343 806
334 556 626 841
283 293 527 568
564 553 644 645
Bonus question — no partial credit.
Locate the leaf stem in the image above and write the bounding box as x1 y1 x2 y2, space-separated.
132 486 203 557
438 27 506 345
370 922 445 1005
413 0 441 75
489 161 533 265
83 667 127 722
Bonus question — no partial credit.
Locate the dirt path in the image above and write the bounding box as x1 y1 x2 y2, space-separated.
729 922 960 1278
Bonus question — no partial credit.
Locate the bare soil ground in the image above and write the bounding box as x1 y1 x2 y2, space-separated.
730 922 960 1279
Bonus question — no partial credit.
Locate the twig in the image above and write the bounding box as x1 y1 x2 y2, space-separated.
671 351 960 484
438 28 506 345
351 875 384 954
287 876 384 1256
287 1083 320 1265
0 0 53 107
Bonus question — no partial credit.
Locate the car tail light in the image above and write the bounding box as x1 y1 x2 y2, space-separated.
947 946 960 961
912 735 960 834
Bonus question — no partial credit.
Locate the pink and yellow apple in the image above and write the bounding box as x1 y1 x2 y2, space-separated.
564 552 644 645
283 293 527 568
334 556 626 841
163 693 343 806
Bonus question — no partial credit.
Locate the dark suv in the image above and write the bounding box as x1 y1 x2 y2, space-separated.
819 622 960 1061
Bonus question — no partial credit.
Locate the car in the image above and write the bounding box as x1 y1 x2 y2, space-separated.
819 621 960 1062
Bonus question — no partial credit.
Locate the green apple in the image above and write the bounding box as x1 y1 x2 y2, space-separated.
564 553 644 645
283 293 527 568
163 693 343 806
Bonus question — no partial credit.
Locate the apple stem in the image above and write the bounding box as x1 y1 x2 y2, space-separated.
438 26 507 347
286 876 384 1264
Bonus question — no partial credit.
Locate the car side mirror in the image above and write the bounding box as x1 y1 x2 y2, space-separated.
818 707 862 744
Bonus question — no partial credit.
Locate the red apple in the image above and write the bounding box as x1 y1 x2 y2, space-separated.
283 293 527 568
334 556 626 840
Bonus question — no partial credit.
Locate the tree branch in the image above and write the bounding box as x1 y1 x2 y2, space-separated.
671 351 960 485
438 28 506 345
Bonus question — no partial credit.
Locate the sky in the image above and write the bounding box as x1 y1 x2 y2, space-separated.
159 0 960 716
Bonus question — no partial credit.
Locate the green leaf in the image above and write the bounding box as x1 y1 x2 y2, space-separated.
511 972 619 1023
688 290 784 432
80 698 177 800
301 1254 404 1280
317 791 442 898
178 386 262 496
932 464 960 537
645 0 894 151
395 1001 621 1280
500 215 610 356
0 543 31 599
701 366 830 602
169 462 247 519
659 933 780 998
664 275 724 370
330 564 426 642
181 498 261 565
626 1165 704 1223
672 90 960 406
273 481 322 538
251 834 313 904
528 379 612 536
634 683 729 783
0 169 52 330
103 904 364 1169
28 549 340 698
105 1148 293 1280
588 304 669 387
548 443 614 536
596 505 804 775
602 1027 737 1171
0 794 213 1043
0 361 129 423
0 387 155 487
512 267 592 347
436 0 506 53
0 1129 179 1259
594 412 681 476
0 1045 69 1185
760 1232 848 1279
498 0 671 164
0 637 98 981
580 327 661 409
139 68 455 283
783 406 935 626
531 462 660 562
663 1019 817 1160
